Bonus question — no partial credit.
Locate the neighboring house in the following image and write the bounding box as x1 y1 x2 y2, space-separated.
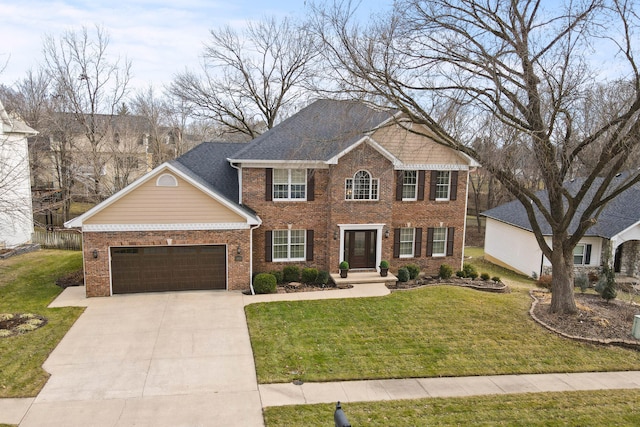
0 99 37 248
482 175 640 279
66 99 478 297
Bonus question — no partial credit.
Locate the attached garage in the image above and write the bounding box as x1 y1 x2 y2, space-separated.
110 245 227 294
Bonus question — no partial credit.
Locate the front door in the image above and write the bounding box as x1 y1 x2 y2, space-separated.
344 230 377 269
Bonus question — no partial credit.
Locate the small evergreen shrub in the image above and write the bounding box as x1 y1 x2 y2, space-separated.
405 263 420 280
253 273 277 294
379 260 389 269
536 275 553 291
491 276 501 283
456 270 465 278
270 270 284 284
480 272 490 281
439 264 453 279
397 267 410 282
339 261 349 270
575 273 589 293
462 263 478 279
301 267 318 284
316 270 330 285
597 265 617 302
282 265 300 283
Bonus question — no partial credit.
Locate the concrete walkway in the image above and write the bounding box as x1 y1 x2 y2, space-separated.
3 282 640 426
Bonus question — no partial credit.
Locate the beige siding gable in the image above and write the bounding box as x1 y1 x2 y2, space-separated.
372 122 466 166
85 172 245 225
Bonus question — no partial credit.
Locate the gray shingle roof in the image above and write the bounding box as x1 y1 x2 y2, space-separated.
482 175 640 238
230 99 395 162
172 142 246 204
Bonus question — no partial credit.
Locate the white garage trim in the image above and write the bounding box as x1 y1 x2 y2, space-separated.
84 223 252 232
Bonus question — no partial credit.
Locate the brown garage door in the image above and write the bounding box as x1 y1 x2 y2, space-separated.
110 245 226 294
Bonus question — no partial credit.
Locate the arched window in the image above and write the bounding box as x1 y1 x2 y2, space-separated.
345 170 379 200
156 173 178 187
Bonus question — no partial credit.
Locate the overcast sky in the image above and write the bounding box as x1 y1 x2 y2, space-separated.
0 0 392 91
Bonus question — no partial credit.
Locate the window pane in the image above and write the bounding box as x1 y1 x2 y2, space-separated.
403 171 417 199
573 245 585 265
290 230 305 259
400 228 414 257
354 170 371 199
273 169 288 184
432 227 447 255
345 179 353 199
290 169 306 184
436 171 450 199
273 230 288 259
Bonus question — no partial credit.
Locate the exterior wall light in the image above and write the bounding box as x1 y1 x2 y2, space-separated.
92 249 99 259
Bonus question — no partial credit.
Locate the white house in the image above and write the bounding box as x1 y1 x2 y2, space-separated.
483 175 640 279
0 99 37 248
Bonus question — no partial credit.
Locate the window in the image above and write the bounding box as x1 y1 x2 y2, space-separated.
402 171 418 200
273 169 306 200
156 173 178 187
431 227 447 256
435 171 450 200
272 229 306 261
574 244 592 265
346 170 379 200
399 228 415 257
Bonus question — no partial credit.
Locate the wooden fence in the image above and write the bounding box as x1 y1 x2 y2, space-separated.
32 229 82 251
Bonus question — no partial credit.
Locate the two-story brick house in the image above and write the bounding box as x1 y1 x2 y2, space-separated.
67 99 478 297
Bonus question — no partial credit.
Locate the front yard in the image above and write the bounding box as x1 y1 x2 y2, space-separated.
0 250 84 397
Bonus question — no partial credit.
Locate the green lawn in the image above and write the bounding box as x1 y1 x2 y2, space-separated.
0 250 84 397
264 389 640 426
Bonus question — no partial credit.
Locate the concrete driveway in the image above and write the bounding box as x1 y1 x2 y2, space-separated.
21 289 264 427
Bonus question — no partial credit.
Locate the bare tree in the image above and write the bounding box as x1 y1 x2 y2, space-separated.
315 0 640 314
42 25 131 202
171 16 318 138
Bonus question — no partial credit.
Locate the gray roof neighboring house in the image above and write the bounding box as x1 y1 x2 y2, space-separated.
482 175 640 239
229 99 396 162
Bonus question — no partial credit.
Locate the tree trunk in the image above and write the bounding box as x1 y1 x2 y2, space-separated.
549 237 578 314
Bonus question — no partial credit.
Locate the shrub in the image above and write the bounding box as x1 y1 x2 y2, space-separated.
253 273 277 294
379 260 389 269
491 276 501 283
575 273 589 293
397 267 410 282
270 270 284 284
301 267 318 284
536 275 553 291
456 270 465 278
597 264 617 302
439 264 453 279
339 261 349 270
405 263 420 280
462 263 477 279
316 270 330 285
282 265 300 283
480 272 490 281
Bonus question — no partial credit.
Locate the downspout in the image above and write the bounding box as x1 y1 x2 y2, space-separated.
249 221 261 295
229 161 243 205
461 167 471 271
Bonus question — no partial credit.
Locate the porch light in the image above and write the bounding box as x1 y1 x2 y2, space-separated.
237 245 242 255
384 229 389 239
92 249 99 259
333 231 338 240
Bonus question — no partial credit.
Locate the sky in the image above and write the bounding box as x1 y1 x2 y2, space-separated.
0 0 393 92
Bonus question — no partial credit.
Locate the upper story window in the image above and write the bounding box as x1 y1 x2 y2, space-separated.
402 171 418 200
346 170 379 200
273 169 306 200
435 171 451 200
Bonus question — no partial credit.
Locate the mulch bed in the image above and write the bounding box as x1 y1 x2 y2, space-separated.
56 269 84 288
0 313 48 338
386 276 510 293
530 290 640 350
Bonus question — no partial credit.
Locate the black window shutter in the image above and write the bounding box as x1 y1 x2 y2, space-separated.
265 168 273 201
393 228 401 258
265 231 272 262
446 227 455 256
417 171 426 201
429 171 437 200
426 228 434 256
414 228 423 257
450 171 458 201
396 171 404 201
307 170 315 201
585 244 592 265
306 230 314 261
